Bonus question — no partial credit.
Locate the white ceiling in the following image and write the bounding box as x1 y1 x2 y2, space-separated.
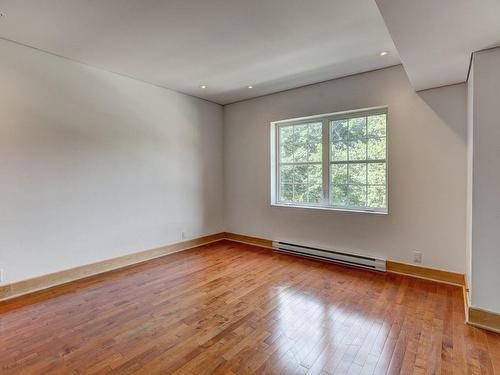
375 0 500 91
0 0 399 104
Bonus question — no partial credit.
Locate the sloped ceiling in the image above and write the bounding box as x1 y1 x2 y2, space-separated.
0 0 399 104
375 0 500 91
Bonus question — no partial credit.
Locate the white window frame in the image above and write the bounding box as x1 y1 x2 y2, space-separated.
270 106 388 214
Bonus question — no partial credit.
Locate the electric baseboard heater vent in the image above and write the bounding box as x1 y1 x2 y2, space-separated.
272 241 386 272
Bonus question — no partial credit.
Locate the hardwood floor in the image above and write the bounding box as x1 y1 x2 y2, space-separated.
1 240 499 374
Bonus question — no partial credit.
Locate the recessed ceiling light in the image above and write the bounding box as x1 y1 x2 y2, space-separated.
379 51 389 56
247 85 253 89
200 85 207 89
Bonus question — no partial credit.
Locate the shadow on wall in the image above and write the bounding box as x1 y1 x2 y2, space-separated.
417 84 467 142
0 38 224 282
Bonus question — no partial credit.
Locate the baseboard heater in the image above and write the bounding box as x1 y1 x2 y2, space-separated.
272 241 386 272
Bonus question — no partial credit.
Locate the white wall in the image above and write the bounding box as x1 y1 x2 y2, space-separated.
0 39 470 285
466 64 474 300
0 39 224 283
469 47 500 313
224 65 467 272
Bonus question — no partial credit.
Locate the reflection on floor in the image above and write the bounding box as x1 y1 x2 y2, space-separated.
0 240 499 374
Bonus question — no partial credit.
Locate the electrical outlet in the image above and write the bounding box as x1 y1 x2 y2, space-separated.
413 251 422 264
181 231 187 240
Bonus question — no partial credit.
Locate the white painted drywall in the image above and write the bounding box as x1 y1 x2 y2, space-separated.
375 0 500 91
0 39 224 283
469 47 500 313
224 65 467 272
466 66 474 300
0 0 399 104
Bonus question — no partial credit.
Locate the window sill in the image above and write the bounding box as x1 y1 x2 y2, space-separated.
271 202 388 215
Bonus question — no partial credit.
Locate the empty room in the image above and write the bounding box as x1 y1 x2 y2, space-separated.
1 0 499 374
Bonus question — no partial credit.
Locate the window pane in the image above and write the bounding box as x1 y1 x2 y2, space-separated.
307 184 322 203
280 165 294 183
367 114 386 137
280 184 293 201
279 126 295 163
331 141 348 161
348 117 367 139
331 185 348 205
293 144 308 162
308 164 322 185
293 164 322 185
280 166 324 204
280 144 294 163
331 119 348 141
294 124 308 144
307 143 322 162
348 139 367 160
348 163 367 185
368 186 386 208
294 165 308 184
368 163 385 185
368 137 386 160
348 185 367 207
279 125 294 143
279 122 324 163
293 184 307 202
308 122 322 141
330 163 348 185
290 125 308 162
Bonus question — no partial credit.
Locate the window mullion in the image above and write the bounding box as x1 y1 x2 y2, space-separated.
322 119 329 205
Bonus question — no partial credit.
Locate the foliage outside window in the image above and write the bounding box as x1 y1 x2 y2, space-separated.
272 107 387 213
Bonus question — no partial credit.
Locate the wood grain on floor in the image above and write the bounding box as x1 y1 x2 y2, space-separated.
0 240 499 374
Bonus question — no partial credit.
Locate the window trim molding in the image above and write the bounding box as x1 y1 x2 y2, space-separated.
270 106 388 214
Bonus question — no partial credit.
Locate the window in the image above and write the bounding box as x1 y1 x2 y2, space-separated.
271 107 387 213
